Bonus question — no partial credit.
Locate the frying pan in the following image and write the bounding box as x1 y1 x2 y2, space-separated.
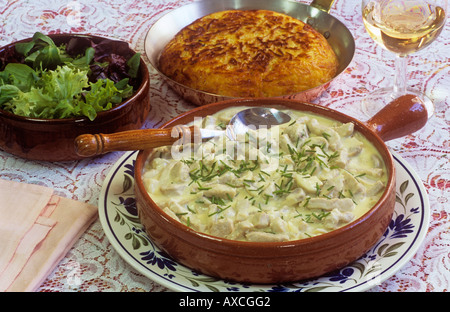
144 0 355 105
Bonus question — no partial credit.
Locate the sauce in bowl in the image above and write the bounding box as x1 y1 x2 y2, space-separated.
142 107 387 242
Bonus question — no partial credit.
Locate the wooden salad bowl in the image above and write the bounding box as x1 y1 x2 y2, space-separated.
133 95 427 284
0 33 150 161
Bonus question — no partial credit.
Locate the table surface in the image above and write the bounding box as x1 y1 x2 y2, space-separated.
1 0 448 292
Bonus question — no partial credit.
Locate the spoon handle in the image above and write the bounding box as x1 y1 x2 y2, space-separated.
75 125 198 157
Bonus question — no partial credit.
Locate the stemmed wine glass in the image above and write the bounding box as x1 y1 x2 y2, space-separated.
361 0 447 118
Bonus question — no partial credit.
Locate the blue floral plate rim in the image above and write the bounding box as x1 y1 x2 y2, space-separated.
98 150 430 292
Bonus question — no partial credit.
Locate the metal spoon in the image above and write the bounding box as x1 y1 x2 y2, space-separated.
74 107 291 157
226 107 292 140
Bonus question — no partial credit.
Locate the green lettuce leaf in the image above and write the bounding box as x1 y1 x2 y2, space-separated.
126 52 141 78
8 65 89 119
83 78 134 118
16 32 63 70
0 84 20 106
4 65 135 120
1 32 139 120
1 63 38 92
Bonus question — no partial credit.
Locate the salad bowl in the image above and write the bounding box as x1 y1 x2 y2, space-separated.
0 33 150 161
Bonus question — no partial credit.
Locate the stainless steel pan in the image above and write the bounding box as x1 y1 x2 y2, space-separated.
144 0 355 105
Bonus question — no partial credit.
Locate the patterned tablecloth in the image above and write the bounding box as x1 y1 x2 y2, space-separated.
0 0 448 292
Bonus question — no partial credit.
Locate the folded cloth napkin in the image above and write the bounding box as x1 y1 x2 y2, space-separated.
0 178 97 292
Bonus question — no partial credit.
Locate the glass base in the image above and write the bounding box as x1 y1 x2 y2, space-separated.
362 88 435 119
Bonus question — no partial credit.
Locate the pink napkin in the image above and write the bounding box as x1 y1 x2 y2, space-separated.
0 179 97 292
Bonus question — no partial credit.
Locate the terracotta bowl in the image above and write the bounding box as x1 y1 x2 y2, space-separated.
134 96 427 284
0 34 150 161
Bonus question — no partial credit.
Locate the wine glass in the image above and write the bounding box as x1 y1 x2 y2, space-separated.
361 0 447 118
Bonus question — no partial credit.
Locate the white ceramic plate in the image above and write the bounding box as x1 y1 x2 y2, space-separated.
99 150 430 292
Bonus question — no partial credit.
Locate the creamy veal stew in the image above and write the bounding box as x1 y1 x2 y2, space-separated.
142 107 388 242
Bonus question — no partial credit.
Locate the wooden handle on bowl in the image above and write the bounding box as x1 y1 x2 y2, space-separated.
365 94 428 141
75 125 198 157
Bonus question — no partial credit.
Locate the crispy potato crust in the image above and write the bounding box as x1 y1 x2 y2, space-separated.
159 10 338 97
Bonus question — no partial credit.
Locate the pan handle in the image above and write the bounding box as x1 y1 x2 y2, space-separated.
310 0 336 13
365 94 428 141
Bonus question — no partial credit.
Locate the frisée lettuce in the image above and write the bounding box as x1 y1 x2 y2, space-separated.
0 32 140 120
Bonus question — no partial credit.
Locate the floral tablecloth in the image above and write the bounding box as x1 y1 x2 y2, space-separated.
0 0 448 292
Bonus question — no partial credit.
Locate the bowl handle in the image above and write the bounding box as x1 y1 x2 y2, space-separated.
364 94 428 141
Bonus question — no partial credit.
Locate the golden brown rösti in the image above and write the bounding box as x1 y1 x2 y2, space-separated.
159 9 339 97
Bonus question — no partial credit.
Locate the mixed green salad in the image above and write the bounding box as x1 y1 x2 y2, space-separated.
0 32 141 120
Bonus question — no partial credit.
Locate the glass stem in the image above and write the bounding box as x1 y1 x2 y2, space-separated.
393 55 407 96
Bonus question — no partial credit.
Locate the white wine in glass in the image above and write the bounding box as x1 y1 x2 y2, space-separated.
361 0 447 118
